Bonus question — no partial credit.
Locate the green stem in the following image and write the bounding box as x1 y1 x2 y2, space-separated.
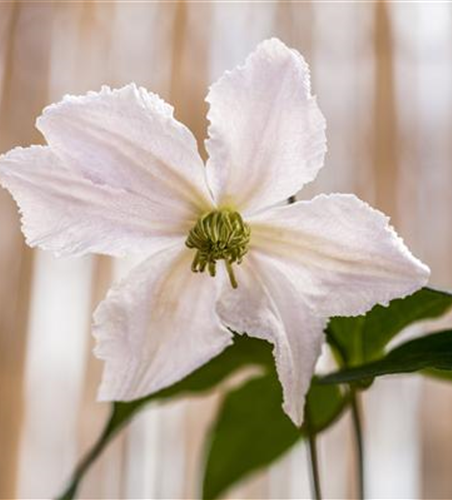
56 407 124 500
350 388 365 499
305 410 322 500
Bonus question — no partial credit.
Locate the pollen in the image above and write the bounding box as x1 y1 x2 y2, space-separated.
185 209 251 289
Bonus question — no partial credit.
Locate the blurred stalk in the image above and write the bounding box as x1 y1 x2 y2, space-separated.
350 388 365 499
305 408 322 500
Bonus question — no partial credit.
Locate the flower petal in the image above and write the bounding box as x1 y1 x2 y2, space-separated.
217 254 326 426
249 193 430 318
205 38 326 214
37 83 213 217
0 146 186 257
94 244 233 401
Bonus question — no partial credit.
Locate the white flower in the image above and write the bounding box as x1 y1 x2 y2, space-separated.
0 38 429 426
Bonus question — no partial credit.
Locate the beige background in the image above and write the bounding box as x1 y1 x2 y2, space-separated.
0 1 452 498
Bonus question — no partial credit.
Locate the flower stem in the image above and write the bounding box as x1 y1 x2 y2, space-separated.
305 409 322 500
57 405 127 500
307 432 322 500
350 388 365 499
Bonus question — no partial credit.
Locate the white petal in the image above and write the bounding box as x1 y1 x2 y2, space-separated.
94 244 233 401
249 193 430 318
217 254 326 426
37 84 214 218
0 146 186 257
205 38 326 214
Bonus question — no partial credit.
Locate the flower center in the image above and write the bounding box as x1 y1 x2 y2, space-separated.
185 209 251 289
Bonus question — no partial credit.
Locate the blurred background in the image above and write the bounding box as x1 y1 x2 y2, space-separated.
1 1 452 498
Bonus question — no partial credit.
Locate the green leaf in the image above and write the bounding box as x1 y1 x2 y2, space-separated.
320 330 452 384
202 374 347 500
57 335 273 500
327 287 452 366
305 378 349 434
423 368 452 382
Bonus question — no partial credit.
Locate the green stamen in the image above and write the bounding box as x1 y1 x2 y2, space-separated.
185 209 251 289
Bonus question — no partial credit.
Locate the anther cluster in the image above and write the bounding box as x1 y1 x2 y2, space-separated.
185 210 251 289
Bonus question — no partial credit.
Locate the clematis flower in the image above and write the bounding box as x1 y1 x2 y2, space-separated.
0 38 429 425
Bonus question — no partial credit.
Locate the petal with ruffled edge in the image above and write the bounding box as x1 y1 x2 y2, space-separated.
217 253 326 426
37 83 214 219
0 146 187 257
205 38 326 215
94 244 233 401
249 193 430 318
